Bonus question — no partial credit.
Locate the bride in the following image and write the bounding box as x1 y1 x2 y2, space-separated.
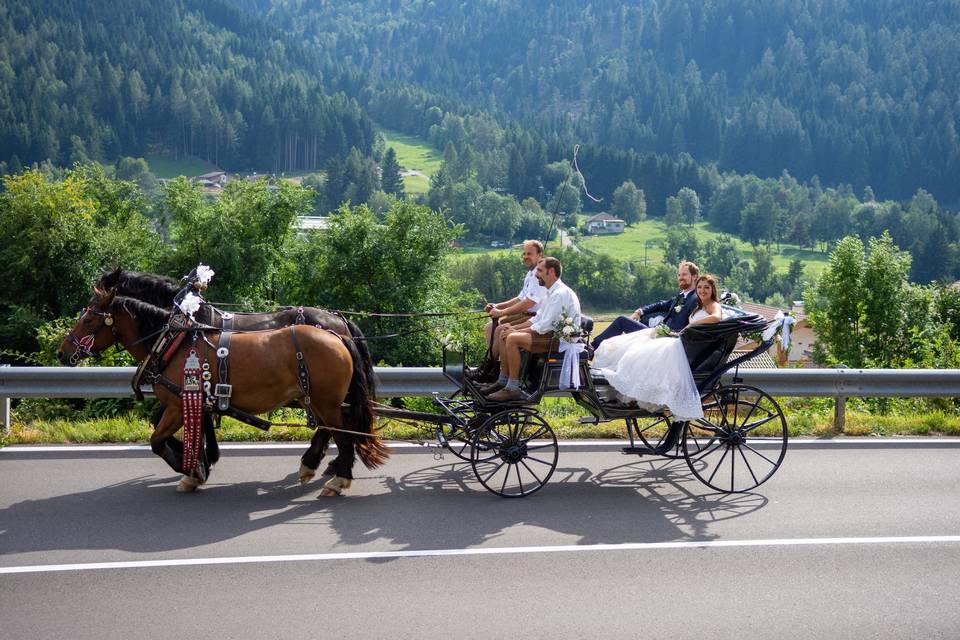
591 274 724 421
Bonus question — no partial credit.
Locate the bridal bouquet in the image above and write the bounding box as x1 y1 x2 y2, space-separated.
654 323 676 338
553 309 582 343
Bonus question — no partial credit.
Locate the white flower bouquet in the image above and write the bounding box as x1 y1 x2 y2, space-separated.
438 332 464 353
552 308 582 344
655 323 676 338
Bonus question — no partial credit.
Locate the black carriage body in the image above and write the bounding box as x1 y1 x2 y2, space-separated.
432 309 789 497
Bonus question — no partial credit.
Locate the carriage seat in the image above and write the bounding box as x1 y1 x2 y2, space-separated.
580 315 594 335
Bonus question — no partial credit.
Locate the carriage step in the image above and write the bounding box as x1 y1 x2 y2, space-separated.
579 417 599 424
621 446 658 456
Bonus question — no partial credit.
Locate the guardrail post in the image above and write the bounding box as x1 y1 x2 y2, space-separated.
833 396 846 433
0 396 9 433
1 364 9 433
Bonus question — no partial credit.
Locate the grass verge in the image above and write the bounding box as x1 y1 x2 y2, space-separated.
4 398 959 447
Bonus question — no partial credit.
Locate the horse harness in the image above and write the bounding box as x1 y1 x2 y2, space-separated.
131 316 342 435
63 306 118 365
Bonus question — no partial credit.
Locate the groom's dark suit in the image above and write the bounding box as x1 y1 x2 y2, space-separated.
591 289 699 349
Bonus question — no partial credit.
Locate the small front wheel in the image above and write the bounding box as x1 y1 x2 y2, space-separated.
470 409 558 498
434 394 482 462
436 420 479 462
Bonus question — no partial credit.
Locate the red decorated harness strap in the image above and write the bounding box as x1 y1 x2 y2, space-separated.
181 348 204 474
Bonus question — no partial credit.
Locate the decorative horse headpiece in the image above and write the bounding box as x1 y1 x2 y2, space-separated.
61 287 117 365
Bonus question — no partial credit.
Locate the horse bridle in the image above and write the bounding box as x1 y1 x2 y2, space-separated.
64 305 116 365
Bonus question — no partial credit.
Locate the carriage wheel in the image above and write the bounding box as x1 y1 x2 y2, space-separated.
437 419 482 462
470 409 558 498
683 384 788 493
435 395 483 462
635 416 684 459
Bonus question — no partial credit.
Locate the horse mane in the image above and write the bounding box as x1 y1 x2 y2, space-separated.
98 268 181 309
113 296 172 338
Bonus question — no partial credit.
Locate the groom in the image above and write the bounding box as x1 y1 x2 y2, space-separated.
591 260 701 350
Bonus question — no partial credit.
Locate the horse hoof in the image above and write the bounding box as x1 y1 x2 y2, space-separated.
177 475 201 492
318 476 351 497
298 463 316 485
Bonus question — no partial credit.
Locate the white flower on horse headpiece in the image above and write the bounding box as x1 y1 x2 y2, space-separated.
178 292 202 319
196 263 215 286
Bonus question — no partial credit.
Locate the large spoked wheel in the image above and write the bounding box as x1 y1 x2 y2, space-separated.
683 384 788 493
470 409 558 498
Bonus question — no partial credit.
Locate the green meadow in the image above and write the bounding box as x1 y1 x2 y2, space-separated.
379 128 442 195
144 154 220 179
577 218 830 278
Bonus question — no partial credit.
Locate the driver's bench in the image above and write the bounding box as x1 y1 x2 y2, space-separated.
516 315 594 398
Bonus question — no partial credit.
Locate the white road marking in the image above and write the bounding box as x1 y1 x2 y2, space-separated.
3 438 960 453
3 535 960 575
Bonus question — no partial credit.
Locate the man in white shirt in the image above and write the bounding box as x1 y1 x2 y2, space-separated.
481 240 547 361
485 257 581 402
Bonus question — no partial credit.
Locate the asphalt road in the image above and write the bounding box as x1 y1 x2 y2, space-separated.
2 441 959 639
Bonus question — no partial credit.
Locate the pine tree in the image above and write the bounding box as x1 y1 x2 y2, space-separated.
380 147 405 197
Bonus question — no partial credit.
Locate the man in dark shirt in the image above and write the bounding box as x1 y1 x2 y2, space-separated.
591 260 701 350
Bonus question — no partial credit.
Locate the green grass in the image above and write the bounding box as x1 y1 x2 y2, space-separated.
379 128 443 176
379 127 442 194
402 174 431 195
577 218 831 279
144 154 220 180
4 400 959 447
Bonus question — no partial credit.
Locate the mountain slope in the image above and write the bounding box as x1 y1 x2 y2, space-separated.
232 0 960 204
0 0 374 172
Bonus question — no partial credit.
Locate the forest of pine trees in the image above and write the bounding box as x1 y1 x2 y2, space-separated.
4 0 960 282
0 0 375 173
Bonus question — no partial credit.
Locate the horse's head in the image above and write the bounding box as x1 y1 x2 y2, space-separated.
96 266 124 292
57 287 119 366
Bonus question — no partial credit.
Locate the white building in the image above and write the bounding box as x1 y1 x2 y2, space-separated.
584 213 626 235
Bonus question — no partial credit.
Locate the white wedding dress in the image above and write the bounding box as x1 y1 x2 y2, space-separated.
590 309 709 421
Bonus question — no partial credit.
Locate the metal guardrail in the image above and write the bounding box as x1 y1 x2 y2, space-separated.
1 366 958 431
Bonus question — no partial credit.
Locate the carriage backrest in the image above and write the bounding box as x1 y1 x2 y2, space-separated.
683 332 740 375
680 312 768 386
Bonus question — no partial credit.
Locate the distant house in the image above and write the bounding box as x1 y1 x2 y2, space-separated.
192 170 228 193
584 213 626 235
295 216 330 233
196 170 227 183
736 300 815 366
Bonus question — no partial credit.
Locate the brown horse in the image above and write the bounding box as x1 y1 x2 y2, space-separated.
95 267 377 397
57 289 389 495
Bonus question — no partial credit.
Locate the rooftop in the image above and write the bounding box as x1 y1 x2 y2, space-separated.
727 350 778 369
586 213 625 223
738 301 806 323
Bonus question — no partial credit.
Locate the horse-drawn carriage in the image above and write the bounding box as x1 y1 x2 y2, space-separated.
59 267 789 498
378 308 790 498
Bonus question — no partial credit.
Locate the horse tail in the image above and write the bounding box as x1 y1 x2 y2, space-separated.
341 335 390 469
344 317 377 400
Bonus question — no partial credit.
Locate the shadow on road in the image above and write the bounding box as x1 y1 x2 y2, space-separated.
0 456 766 559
